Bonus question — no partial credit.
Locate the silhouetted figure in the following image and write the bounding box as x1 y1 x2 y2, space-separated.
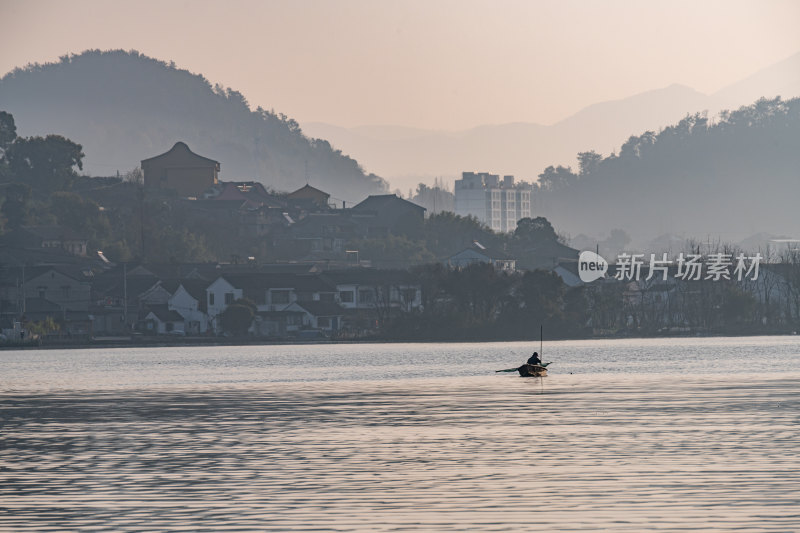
527 352 541 366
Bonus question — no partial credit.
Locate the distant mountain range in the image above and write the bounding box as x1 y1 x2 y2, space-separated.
302 52 800 191
0 50 388 202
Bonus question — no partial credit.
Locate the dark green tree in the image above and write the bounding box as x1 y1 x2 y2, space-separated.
50 191 112 245
721 287 757 326
6 135 84 191
509 269 565 329
423 211 503 257
1 182 32 229
513 217 558 245
444 262 512 325
411 262 449 315
349 234 436 266
577 150 602 176
148 226 214 263
537 165 577 190
0 111 16 155
220 299 256 336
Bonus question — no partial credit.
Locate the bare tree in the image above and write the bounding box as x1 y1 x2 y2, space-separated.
124 167 144 186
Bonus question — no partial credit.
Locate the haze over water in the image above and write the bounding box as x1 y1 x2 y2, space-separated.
2 337 799 531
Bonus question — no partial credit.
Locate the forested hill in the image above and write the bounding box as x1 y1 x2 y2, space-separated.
533 97 800 243
0 50 387 202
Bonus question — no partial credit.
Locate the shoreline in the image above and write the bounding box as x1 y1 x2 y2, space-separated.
2 329 796 351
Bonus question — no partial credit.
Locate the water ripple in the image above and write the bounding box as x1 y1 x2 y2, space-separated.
2 371 799 531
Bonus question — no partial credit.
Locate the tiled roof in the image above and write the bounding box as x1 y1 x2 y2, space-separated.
177 279 211 302
141 141 219 166
288 184 330 199
352 194 426 213
144 304 184 322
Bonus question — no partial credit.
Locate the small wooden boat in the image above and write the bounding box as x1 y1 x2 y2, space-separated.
518 363 548 377
495 361 550 376
495 328 551 378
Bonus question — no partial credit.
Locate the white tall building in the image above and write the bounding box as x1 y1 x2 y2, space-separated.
454 172 532 232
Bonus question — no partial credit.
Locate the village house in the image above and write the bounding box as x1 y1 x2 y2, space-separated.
140 305 186 335
447 241 516 272
90 263 219 336
136 278 214 336
91 269 162 335
204 272 351 336
251 309 306 338
287 184 331 209
205 276 243 333
279 210 375 256
165 280 210 335
141 141 220 197
138 280 174 307
23 266 92 313
352 194 426 237
515 239 579 270
0 265 95 337
323 268 423 337
324 269 422 312
2 225 89 256
203 181 282 209
283 300 345 335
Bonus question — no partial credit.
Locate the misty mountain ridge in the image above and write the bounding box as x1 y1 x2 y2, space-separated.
713 50 800 105
302 52 800 190
535 95 800 243
0 49 387 202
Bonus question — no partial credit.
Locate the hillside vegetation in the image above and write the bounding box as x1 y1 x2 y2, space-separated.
533 97 800 242
0 50 387 202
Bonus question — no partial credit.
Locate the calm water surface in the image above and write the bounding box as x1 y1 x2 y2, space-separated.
1 336 799 531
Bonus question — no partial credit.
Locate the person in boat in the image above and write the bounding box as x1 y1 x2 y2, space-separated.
527 351 542 366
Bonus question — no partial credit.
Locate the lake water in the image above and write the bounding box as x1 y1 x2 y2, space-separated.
2 337 799 531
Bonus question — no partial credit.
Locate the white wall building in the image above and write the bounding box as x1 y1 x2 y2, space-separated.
324 270 423 312
454 172 532 232
168 284 208 335
206 277 243 333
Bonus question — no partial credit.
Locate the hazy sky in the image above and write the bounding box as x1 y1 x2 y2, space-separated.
1 0 799 130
